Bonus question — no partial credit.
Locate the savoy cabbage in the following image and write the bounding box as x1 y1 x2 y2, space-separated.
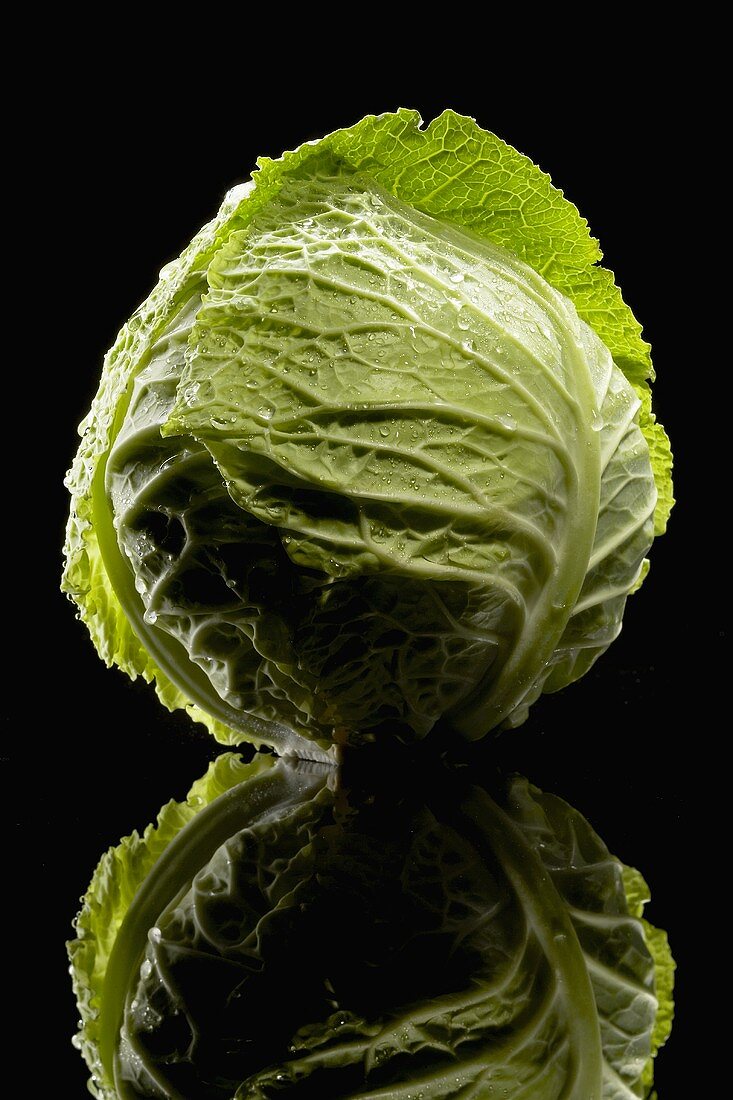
63 109 672 754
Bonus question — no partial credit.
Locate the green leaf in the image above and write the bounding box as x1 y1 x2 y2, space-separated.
327 108 603 274
62 185 256 746
636 388 674 536
62 185 334 760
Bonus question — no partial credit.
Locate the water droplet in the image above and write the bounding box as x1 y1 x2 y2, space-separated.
258 406 274 420
497 412 517 432
450 272 465 283
591 407 603 431
379 425 390 438
144 609 158 625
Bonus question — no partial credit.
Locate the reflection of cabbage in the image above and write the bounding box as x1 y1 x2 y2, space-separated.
63 111 672 752
68 753 674 1099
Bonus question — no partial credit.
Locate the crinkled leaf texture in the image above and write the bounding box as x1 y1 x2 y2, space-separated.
63 110 672 747
68 754 673 1099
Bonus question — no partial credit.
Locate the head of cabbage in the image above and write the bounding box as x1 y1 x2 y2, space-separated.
63 110 672 756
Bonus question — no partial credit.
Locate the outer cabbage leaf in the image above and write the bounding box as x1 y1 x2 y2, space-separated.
62 184 333 759
69 756 673 1098
62 185 253 746
64 109 671 747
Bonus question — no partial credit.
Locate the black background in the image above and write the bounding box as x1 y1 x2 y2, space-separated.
26 60 706 1096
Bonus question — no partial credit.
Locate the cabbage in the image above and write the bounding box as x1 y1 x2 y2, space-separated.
68 752 674 1099
63 109 672 751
